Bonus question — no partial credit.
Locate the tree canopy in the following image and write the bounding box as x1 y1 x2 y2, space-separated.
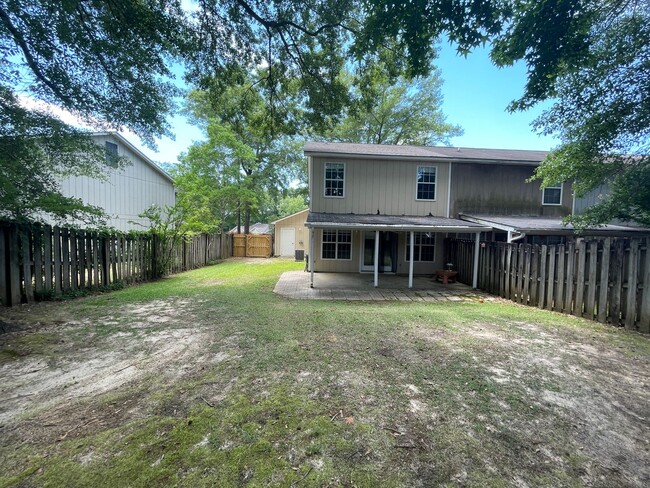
326 65 462 145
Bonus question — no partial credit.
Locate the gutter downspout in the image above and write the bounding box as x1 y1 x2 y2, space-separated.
472 232 480 289
446 162 452 218
507 231 526 243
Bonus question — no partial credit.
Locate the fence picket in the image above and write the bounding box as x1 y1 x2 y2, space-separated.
585 241 598 320
546 246 556 311
0 227 7 305
556 244 565 313
44 226 53 293
33 227 43 295
640 238 650 333
574 241 587 317
597 238 611 323
610 240 625 326
625 240 640 329
564 242 575 314
538 245 547 309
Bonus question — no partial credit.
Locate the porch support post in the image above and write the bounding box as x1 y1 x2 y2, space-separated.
309 229 314 288
408 231 415 288
374 230 379 288
472 231 480 289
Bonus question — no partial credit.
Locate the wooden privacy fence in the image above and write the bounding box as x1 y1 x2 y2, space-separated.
232 234 272 258
0 221 232 307
446 237 650 333
168 233 232 274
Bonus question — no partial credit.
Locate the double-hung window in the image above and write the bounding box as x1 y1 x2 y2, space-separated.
542 184 562 205
405 232 435 262
324 162 345 197
322 230 352 260
416 166 436 200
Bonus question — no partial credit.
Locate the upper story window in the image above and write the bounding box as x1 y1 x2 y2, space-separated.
405 232 435 262
416 166 436 200
322 230 352 260
542 184 562 205
324 162 345 198
105 141 119 167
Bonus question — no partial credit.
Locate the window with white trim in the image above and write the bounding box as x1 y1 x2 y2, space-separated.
322 230 352 260
542 184 562 205
324 162 345 197
405 232 435 261
416 166 436 200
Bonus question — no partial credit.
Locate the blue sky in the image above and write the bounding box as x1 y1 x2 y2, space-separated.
134 43 560 165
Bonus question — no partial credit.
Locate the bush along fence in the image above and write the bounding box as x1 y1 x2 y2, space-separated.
446 237 650 333
0 221 232 306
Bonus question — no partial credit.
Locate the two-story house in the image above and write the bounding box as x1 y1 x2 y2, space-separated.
303 142 647 289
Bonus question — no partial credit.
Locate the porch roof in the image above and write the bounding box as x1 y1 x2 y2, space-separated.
306 212 490 233
459 214 650 236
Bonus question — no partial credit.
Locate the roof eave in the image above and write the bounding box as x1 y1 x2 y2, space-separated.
304 151 541 166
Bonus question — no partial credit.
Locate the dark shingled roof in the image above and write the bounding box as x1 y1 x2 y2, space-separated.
460 214 650 235
304 141 549 164
307 212 489 230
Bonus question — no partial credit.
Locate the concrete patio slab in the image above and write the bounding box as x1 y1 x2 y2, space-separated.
274 271 494 302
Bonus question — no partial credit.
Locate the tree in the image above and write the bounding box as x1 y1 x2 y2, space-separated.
179 71 304 234
327 66 462 145
1 0 188 222
353 0 650 226
530 9 650 227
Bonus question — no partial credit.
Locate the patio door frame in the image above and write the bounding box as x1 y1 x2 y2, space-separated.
359 231 398 273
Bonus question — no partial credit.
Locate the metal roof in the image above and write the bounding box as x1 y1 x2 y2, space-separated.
460 214 650 235
304 141 549 165
306 212 490 232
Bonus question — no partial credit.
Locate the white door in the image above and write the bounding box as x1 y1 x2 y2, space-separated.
279 227 295 256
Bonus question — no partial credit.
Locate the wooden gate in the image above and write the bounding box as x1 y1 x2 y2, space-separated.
231 234 272 258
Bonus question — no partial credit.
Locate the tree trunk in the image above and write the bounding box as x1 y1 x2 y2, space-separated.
237 200 241 234
244 203 251 235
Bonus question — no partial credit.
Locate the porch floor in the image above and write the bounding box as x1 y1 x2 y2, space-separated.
274 271 493 302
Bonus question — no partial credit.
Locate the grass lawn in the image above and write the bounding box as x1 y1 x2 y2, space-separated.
1 258 649 487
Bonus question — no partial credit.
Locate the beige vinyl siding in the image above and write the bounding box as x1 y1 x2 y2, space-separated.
450 163 572 218
311 157 449 216
312 229 445 274
273 209 309 256
58 134 175 231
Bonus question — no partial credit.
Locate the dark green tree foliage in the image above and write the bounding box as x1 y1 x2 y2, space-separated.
532 9 650 226
186 0 355 133
328 64 462 145
178 72 304 234
0 0 187 222
355 0 650 226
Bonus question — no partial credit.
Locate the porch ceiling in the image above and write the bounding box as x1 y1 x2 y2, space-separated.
306 212 491 233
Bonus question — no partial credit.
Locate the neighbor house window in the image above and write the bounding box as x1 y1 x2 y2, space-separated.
322 230 351 260
105 141 119 167
405 232 435 261
416 166 436 200
542 184 562 205
324 162 345 197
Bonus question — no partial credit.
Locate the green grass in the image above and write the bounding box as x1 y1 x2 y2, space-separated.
1 258 649 487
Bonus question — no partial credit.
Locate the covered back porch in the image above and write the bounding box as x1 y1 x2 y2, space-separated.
306 212 491 290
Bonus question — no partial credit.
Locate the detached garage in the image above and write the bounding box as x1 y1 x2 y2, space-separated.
272 209 309 258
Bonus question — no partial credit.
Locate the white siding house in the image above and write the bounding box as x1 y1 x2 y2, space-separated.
58 132 176 231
